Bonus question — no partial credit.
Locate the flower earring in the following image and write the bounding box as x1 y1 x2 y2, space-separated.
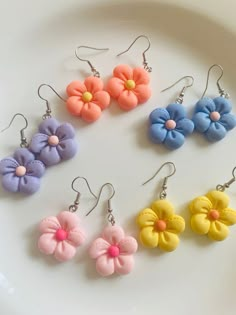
107 35 152 111
0 114 45 194
87 183 138 277
149 76 194 149
189 167 236 241
66 46 111 122
38 176 97 262
137 162 185 251
29 84 78 167
192 64 236 142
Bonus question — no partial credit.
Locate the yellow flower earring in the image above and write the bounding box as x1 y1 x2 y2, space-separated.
137 162 185 252
189 166 236 241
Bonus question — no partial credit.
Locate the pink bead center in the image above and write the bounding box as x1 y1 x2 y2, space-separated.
210 111 221 122
55 229 68 241
108 245 120 258
165 119 176 130
208 209 220 221
15 166 26 177
155 220 167 232
48 135 59 146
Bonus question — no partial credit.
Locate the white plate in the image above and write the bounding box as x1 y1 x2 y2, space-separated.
1 1 236 314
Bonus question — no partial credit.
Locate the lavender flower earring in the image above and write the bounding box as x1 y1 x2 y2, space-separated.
0 114 45 194
29 84 78 167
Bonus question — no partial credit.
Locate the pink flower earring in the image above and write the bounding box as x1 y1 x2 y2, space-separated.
87 183 138 277
38 176 97 262
66 46 111 123
107 35 152 111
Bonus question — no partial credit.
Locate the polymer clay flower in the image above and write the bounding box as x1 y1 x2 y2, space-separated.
137 199 185 251
30 118 77 167
0 148 45 194
192 97 236 141
89 225 138 277
106 64 151 110
189 190 236 241
66 77 110 122
38 211 85 262
149 103 194 149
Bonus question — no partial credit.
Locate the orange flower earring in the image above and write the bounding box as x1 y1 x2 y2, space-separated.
107 35 152 111
66 46 111 123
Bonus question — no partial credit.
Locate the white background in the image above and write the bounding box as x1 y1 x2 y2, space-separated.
1 0 236 314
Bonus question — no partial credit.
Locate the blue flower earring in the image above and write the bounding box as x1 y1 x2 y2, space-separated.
192 64 236 142
149 76 194 150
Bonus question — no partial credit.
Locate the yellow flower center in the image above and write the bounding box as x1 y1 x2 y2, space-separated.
125 79 136 90
155 219 167 232
82 91 93 102
208 209 220 221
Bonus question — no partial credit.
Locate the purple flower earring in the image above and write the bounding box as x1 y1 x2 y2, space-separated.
29 84 78 167
0 114 45 194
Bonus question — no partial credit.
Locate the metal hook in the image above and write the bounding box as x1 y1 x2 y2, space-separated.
86 183 116 225
0 113 28 148
216 166 236 192
161 75 194 104
201 64 229 99
142 162 176 200
69 176 97 213
117 35 152 72
38 84 66 120
75 46 109 78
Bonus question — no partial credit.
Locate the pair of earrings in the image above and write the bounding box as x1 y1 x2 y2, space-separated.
137 162 236 252
37 177 138 277
149 64 236 149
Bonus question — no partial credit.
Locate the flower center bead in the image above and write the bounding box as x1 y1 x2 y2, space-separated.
82 91 93 102
125 80 136 90
155 220 167 232
210 111 221 122
108 245 120 258
15 166 26 177
208 209 220 221
48 135 59 146
165 119 176 130
55 229 68 241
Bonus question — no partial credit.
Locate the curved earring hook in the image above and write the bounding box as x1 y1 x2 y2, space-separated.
0 113 28 148
117 35 152 72
38 84 66 120
75 46 109 78
216 166 236 192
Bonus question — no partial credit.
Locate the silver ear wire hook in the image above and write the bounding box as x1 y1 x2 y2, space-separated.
216 166 236 192
38 84 66 120
201 64 229 99
161 75 194 104
117 35 152 72
142 162 176 199
69 176 97 213
86 183 116 226
0 113 28 148
75 46 109 78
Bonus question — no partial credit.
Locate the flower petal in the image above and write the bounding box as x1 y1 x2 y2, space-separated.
67 228 85 247
0 158 18 175
118 237 138 255
214 96 232 114
113 64 133 81
19 175 41 194
117 90 138 110
159 232 180 251
205 122 227 142
13 148 35 166
219 208 236 226
149 107 170 124
133 67 150 85
175 118 194 136
92 90 111 110
219 113 236 131
149 123 167 144
102 225 125 245
136 208 157 227
195 97 216 114
57 211 80 231
133 84 151 103
206 190 229 211
39 146 61 166
139 226 159 248
38 233 57 255
164 130 185 149
166 103 186 122
96 254 115 276
56 123 75 141
208 221 229 241
114 255 134 275
192 112 211 133
1 173 20 192
106 77 125 99
39 118 60 136
57 139 77 161
39 216 61 233
189 196 212 214
151 199 174 219
84 76 103 94
166 215 185 234
190 213 210 235
89 238 110 259
66 97 84 116
66 80 86 96
26 160 45 178
29 134 49 154
54 241 77 262
80 102 102 122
